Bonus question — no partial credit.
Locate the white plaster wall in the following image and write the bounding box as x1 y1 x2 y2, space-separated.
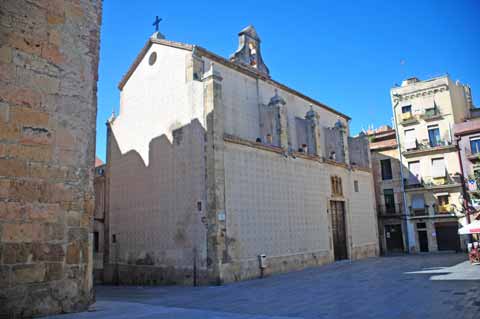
109 44 207 270
224 142 378 262
224 143 330 261
203 58 347 152
114 44 204 165
348 171 379 248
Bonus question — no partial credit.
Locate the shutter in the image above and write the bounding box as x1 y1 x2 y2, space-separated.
432 158 446 178
408 161 421 184
404 129 416 150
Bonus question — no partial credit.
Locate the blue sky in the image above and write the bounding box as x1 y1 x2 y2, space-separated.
96 0 480 161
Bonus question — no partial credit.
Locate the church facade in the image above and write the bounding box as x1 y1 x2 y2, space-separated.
103 26 378 285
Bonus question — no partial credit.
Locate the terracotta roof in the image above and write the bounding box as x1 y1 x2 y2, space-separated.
117 36 351 121
95 156 104 167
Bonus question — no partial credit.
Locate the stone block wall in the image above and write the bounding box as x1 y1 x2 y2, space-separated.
0 0 101 317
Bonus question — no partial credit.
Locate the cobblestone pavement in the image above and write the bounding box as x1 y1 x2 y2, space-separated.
48 254 480 319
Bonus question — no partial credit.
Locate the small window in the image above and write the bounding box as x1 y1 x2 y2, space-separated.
354 180 359 192
93 231 99 252
416 222 426 229
470 137 480 154
380 159 393 180
401 105 412 114
112 234 117 243
428 125 441 147
438 195 449 206
148 52 157 65
331 176 343 196
384 189 395 213
197 201 202 211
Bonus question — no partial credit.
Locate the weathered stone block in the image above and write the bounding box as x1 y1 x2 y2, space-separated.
12 263 46 284
5 144 53 162
0 158 28 177
10 107 50 127
66 241 81 264
1 223 43 242
33 243 65 262
0 201 25 222
25 203 62 223
3 243 32 264
20 126 53 145
0 266 11 288
45 262 64 281
0 45 12 63
45 223 65 242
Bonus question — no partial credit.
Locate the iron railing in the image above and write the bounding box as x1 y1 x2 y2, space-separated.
377 204 403 216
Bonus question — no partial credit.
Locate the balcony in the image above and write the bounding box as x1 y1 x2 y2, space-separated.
377 204 403 218
410 206 430 217
420 108 442 121
404 174 462 192
399 112 418 126
433 203 455 214
465 148 480 162
402 138 456 157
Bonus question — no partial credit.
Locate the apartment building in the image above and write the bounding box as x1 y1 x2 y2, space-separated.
391 75 474 253
368 126 406 254
455 108 480 221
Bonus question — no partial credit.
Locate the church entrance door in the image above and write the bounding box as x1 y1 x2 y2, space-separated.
330 200 348 260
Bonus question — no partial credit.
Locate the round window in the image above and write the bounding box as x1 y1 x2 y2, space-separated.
148 52 157 65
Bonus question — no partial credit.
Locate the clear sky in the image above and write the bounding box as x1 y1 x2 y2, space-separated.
96 0 480 161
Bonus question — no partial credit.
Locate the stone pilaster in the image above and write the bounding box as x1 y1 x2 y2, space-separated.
203 64 227 284
268 90 288 151
305 106 321 156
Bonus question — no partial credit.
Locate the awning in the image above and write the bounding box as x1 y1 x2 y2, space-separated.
458 220 480 235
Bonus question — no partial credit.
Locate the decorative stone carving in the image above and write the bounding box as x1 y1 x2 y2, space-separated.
230 25 270 77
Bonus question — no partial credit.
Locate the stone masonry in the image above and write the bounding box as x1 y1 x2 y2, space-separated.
0 1 102 317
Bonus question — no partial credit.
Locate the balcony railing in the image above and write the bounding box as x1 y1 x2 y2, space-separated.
465 147 480 162
399 112 418 125
432 203 456 215
420 108 442 121
404 174 462 190
410 206 430 217
403 138 455 157
377 204 403 217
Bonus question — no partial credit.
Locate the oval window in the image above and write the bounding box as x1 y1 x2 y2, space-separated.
148 52 157 65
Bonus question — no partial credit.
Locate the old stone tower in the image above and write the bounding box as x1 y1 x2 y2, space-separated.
0 1 102 317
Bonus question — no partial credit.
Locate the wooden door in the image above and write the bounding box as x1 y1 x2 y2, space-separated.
330 200 348 260
418 230 429 252
435 222 460 251
385 224 404 252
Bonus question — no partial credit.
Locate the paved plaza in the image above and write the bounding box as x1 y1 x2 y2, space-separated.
48 254 480 319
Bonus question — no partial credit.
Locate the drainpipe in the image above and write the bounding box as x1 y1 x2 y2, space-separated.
391 95 415 253
456 135 471 224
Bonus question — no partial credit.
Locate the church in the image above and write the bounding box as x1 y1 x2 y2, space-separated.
102 25 379 285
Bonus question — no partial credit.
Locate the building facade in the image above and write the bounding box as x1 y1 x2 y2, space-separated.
93 158 106 283
103 26 379 285
391 76 474 253
455 111 480 222
368 126 406 254
0 0 102 317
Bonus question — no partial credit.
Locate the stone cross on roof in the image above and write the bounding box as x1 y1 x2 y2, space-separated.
152 16 162 32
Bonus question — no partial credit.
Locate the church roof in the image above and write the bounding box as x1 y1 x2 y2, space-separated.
118 35 351 121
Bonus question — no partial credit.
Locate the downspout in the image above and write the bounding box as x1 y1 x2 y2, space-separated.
456 136 472 222
391 95 413 253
